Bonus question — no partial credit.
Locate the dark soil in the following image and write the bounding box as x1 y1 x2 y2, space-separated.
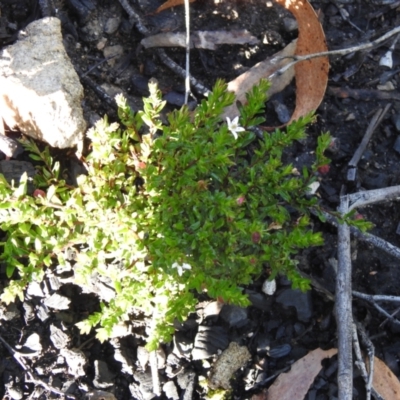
1 0 400 399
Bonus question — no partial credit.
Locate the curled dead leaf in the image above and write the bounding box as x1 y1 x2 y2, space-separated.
275 0 329 124
366 355 400 399
223 0 329 128
153 0 196 14
266 347 337 400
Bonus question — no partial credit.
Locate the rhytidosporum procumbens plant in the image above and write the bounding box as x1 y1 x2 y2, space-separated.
1 79 339 349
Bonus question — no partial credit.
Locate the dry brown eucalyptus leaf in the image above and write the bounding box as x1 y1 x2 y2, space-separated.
367 356 400 399
275 0 329 124
153 0 195 14
223 0 329 127
266 348 337 400
221 40 297 121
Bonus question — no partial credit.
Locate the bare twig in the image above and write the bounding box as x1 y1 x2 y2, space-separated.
353 291 400 326
353 292 400 303
118 0 150 36
118 0 209 96
155 49 210 96
352 323 383 400
270 26 400 79
352 325 371 400
149 350 160 396
347 185 400 212
313 208 400 260
184 0 191 104
355 322 377 400
335 194 353 400
347 104 391 181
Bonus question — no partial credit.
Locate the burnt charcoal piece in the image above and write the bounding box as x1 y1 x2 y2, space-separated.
0 160 36 194
65 0 97 24
192 326 229 360
267 343 292 359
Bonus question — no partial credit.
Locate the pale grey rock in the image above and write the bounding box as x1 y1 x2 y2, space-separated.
17 332 42 357
61 348 87 377
93 360 114 389
208 342 251 390
0 17 86 149
43 293 71 310
7 386 23 400
50 324 70 349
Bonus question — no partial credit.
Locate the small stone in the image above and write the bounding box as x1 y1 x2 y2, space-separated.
267 343 292 358
50 324 70 349
173 331 193 359
93 360 114 389
113 345 135 375
47 274 61 291
307 181 320 195
394 136 400 154
96 37 108 50
22 302 35 323
220 305 248 328
26 281 44 298
282 17 298 32
21 333 42 354
192 326 229 360
36 304 50 322
276 288 313 322
208 342 251 390
377 81 395 91
104 17 121 34
137 346 150 370
203 301 223 318
103 45 124 66
0 303 19 321
60 348 87 377
379 50 393 69
43 293 71 310
391 115 400 132
87 390 117 400
7 386 23 400
163 381 179 400
262 279 276 295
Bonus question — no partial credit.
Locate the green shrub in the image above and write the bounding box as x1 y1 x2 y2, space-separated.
0 79 333 349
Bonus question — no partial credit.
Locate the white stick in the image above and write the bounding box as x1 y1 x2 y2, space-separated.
184 0 191 104
336 195 354 400
347 185 400 212
270 26 400 79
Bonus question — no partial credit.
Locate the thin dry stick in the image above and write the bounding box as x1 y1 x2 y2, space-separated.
155 49 210 96
336 194 353 400
347 185 400 212
314 208 400 260
184 0 191 104
118 0 210 96
149 350 160 395
352 325 372 400
353 291 400 325
355 322 377 400
270 25 400 79
347 104 391 181
352 324 383 400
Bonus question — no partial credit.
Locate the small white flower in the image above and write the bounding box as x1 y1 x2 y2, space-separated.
226 116 245 140
172 262 192 276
